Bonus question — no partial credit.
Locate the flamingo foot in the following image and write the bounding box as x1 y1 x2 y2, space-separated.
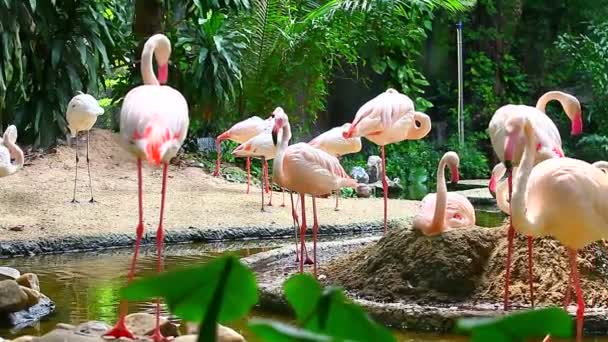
150 327 168 342
104 317 135 340
89 198 97 204
304 257 314 265
71 199 79 204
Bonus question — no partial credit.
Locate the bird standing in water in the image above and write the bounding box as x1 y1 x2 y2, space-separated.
104 33 189 342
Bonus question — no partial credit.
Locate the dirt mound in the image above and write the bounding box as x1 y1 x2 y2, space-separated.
322 224 608 306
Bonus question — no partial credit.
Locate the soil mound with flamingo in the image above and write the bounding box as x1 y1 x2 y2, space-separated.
321 225 608 306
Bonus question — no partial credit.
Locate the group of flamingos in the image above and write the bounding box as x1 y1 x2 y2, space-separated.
0 32 604 341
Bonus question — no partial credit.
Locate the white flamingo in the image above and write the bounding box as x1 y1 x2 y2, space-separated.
0 125 24 177
66 92 105 203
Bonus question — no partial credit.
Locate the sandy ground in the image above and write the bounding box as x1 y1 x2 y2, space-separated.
0 129 418 242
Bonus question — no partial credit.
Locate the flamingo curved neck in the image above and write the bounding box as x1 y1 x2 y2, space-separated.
428 157 449 234
3 139 23 175
273 122 292 185
408 112 432 140
536 91 579 121
511 122 541 236
141 39 163 86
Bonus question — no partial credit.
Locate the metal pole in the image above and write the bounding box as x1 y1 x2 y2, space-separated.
456 21 464 147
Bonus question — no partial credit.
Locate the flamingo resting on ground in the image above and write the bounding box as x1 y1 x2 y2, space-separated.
271 107 356 276
413 151 475 235
487 90 582 311
504 115 605 342
309 123 362 210
0 125 24 177
343 88 431 233
214 115 272 194
232 117 286 211
66 92 105 203
104 33 189 342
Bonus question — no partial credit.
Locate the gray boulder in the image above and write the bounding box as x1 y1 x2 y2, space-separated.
367 156 382 183
350 166 369 184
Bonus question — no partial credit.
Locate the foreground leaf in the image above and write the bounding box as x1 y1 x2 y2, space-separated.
456 307 573 341
282 274 395 342
121 255 258 325
248 319 332 342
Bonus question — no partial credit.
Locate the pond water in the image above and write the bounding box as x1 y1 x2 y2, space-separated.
0 237 469 341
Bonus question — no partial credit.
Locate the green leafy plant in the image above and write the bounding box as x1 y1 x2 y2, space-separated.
456 307 573 341
121 255 258 342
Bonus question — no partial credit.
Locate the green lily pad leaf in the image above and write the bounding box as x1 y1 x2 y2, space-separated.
248 319 332 342
456 307 573 341
120 255 257 327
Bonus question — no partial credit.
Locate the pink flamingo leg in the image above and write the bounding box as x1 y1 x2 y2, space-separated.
290 192 300 262
150 163 169 342
214 138 222 177
381 145 388 234
564 267 572 309
568 248 584 342
281 187 286 207
246 157 251 194
291 193 312 265
528 236 535 307
503 171 514 311
265 159 272 206
299 193 307 273
104 159 144 339
334 190 339 211
312 196 319 277
260 157 266 212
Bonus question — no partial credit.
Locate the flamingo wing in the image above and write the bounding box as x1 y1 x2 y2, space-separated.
444 193 476 228
232 132 276 159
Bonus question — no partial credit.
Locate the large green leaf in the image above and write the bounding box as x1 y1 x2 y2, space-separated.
456 307 573 341
121 255 258 325
248 319 332 342
282 274 395 342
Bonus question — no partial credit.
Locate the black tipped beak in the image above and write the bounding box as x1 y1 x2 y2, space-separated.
272 130 278 146
499 160 513 183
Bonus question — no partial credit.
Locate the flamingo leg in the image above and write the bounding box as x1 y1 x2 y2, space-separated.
71 132 79 203
281 187 286 207
246 157 251 194
334 190 340 211
290 192 300 263
503 171 514 311
312 196 319 277
260 157 266 212
528 236 535 307
292 193 312 264
564 267 572 309
214 138 222 177
86 131 95 203
381 145 388 234
299 193 307 273
265 159 272 206
150 163 169 342
104 159 144 340
568 248 584 342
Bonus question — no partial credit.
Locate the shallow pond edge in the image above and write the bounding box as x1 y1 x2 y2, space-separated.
244 237 608 336
0 220 395 258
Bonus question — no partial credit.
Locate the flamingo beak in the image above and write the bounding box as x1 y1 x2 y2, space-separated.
571 113 583 136
158 64 169 84
272 129 278 146
451 168 459 184
488 175 497 197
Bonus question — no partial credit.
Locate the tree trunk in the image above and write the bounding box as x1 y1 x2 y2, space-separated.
133 0 163 64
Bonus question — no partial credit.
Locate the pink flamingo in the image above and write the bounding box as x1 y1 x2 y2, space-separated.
214 115 272 194
343 88 431 233
488 91 583 311
232 118 289 211
271 108 357 276
309 123 362 210
104 34 189 342
413 151 475 236
504 115 606 342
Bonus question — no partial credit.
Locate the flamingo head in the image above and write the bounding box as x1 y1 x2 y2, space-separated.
443 151 460 184
148 34 171 84
571 112 583 136
67 93 104 117
502 115 530 179
271 107 287 145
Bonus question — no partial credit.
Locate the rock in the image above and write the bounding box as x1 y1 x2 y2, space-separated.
125 312 179 337
0 280 29 313
174 324 244 342
372 178 403 198
197 137 216 153
9 225 24 232
185 322 244 342
222 166 247 183
16 274 40 292
74 321 110 336
55 323 76 330
356 184 372 198
19 287 40 307
0 267 20 281
10 336 34 342
2 294 54 330
38 328 98 342
350 166 369 184
366 156 382 183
